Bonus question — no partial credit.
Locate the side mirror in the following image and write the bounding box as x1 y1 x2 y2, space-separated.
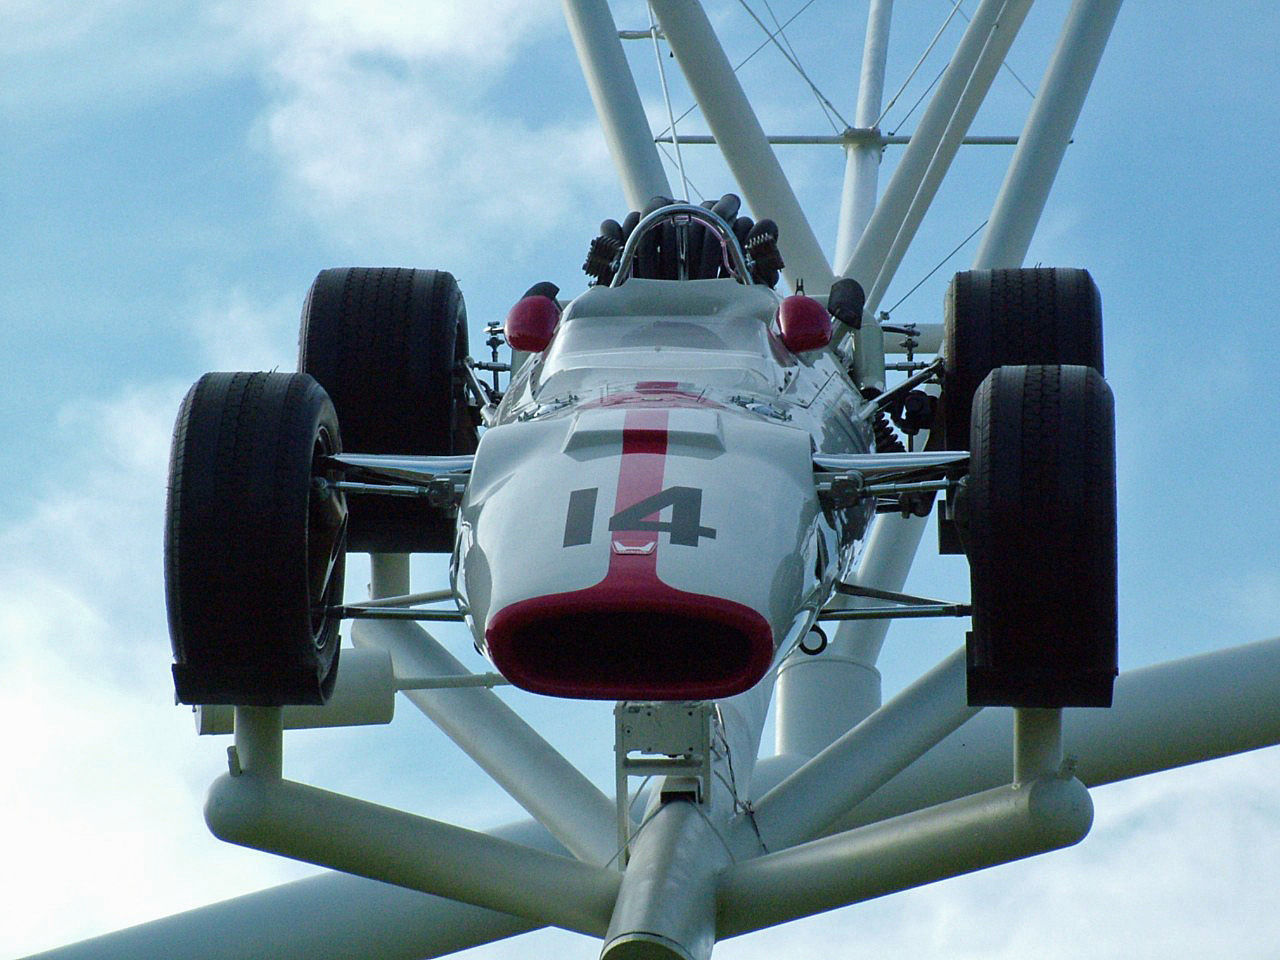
777 295 832 353
505 296 560 352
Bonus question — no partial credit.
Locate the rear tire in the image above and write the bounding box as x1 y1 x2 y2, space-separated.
299 267 477 552
964 364 1117 708
165 372 347 705
938 267 1104 553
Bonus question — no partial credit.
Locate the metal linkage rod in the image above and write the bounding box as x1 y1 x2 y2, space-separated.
832 637 1280 833
974 0 1126 269
359 556 618 867
562 0 672 209
752 648 978 851
717 775 1092 937
648 0 835 293
204 775 619 936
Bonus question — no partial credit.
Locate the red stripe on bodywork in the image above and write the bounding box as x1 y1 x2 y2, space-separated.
485 406 774 700
611 409 668 552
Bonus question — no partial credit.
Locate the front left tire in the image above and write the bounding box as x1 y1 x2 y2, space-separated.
165 371 347 705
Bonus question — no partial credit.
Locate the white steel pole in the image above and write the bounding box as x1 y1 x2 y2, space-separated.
775 0 894 760
974 0 1125 269
831 637 1280 833
863 0 1035 310
648 0 835 293
204 775 620 935
834 0 894 270
718 775 1092 936
837 0 1012 292
30 819 577 960
562 0 672 209
753 648 977 851
601 672 778 960
361 556 618 866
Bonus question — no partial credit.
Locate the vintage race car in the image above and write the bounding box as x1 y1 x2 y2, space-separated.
164 201 1117 712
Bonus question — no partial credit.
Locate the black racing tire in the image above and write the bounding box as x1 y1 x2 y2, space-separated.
299 267 477 553
964 364 1117 708
165 372 347 706
942 267 1104 451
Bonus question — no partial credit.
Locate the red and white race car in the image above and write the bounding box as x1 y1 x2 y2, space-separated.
164 200 1116 712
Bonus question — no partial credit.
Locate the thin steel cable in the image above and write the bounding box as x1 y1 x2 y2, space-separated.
760 0 843 134
657 142 705 201
888 62 947 137
884 218 988 315
735 0 851 130
876 0 965 129
950 0 1037 98
649 2 689 200
652 0 822 142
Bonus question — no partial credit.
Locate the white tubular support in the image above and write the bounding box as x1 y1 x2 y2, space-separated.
773 654 881 761
647 0 835 293
28 819 578 960
863 0 1035 311
838 0 1011 294
717 776 1092 937
833 638 1280 833
974 0 1126 269
19 872 534 960
198 649 396 734
834 0 894 270
232 707 282 779
361 556 618 867
752 648 978 851
561 0 672 209
601 677 776 960
601 801 724 960
204 775 620 936
1014 708 1064 783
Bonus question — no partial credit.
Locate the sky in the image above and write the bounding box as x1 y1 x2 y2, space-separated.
3 1 1280 957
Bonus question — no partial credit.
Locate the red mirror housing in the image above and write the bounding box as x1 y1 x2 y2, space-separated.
777 295 832 353
505 295 560 352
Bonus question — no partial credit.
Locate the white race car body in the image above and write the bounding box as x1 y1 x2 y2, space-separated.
454 277 874 700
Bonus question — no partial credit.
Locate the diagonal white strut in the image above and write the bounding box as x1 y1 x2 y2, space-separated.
648 0 835 293
355 555 619 866
562 0 672 209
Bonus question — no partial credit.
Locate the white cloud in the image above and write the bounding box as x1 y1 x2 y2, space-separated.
189 289 301 372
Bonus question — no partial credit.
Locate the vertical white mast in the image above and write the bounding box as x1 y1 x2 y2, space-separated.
834 0 894 271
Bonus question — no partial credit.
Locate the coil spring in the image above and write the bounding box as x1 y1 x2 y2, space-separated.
872 410 906 454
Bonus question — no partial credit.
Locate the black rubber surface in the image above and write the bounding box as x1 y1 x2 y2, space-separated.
299 267 476 552
942 267 1104 451
964 364 1118 708
166 371 346 705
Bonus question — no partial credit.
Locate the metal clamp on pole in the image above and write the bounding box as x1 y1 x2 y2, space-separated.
614 702 714 862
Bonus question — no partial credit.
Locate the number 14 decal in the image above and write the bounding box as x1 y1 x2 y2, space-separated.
563 486 717 547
